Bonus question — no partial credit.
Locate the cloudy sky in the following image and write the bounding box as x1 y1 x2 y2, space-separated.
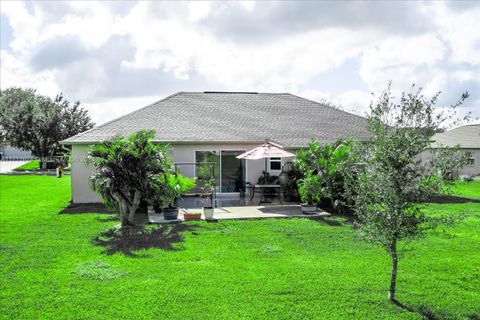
1 1 479 125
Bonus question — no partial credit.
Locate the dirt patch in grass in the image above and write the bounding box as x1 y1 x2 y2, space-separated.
93 224 198 257
72 261 126 281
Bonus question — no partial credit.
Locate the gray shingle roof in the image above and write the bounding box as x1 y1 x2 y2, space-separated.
62 92 371 147
431 124 480 149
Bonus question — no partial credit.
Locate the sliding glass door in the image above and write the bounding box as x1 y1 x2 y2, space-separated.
220 150 246 193
195 150 246 194
195 151 220 192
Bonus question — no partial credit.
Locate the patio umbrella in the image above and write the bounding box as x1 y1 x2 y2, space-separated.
236 140 295 173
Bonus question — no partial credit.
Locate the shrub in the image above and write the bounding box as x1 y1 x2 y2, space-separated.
161 173 196 208
297 173 322 205
294 139 356 211
88 130 173 227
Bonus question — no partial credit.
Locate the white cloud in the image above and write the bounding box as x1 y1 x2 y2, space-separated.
239 1 256 12
84 95 165 125
433 3 480 65
301 89 373 116
0 50 59 95
1 1 40 53
336 90 373 115
359 34 447 94
187 1 212 22
38 3 119 49
0 0 479 124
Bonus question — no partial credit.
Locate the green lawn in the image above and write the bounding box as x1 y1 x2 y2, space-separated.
0 176 479 319
12 160 40 171
450 180 480 200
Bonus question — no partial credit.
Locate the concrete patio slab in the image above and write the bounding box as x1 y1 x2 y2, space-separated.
148 205 329 224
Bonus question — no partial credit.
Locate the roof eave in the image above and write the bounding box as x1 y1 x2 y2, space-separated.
61 139 283 146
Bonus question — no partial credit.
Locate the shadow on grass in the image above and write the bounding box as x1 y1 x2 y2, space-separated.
392 299 478 320
310 216 344 227
59 203 113 214
95 215 120 223
427 195 480 204
92 224 198 257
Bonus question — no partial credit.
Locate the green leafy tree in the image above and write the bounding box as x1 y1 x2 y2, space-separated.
353 84 469 302
88 130 173 227
0 88 94 160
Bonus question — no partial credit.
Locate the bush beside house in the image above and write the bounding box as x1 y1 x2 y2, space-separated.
87 130 193 227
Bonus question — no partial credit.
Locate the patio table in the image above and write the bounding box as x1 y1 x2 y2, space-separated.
253 184 282 205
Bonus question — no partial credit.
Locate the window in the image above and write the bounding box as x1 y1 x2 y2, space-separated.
465 152 475 166
269 157 282 171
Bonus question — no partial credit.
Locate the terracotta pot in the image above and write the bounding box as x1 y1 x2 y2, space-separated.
184 213 202 221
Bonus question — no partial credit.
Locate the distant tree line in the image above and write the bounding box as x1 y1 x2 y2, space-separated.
0 88 94 161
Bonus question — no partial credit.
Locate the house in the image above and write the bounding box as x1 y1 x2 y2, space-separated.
61 91 370 203
427 124 480 177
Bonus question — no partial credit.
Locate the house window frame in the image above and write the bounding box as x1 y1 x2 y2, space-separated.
465 151 475 166
269 157 282 172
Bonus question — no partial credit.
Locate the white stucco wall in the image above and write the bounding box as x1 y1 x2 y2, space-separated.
71 144 101 203
70 143 295 203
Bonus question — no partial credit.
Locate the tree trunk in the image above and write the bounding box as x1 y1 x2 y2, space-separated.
388 239 398 302
117 198 130 227
127 190 142 225
41 157 47 170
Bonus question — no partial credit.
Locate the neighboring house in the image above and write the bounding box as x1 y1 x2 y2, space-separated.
0 144 32 160
61 91 370 203
426 124 480 177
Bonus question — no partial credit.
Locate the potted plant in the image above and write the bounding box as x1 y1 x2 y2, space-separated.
160 173 196 220
201 177 216 220
298 173 322 214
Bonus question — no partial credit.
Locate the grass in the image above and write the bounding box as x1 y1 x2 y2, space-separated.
450 179 480 200
12 159 40 171
0 175 479 319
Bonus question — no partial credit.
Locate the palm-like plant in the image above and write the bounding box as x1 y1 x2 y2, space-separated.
87 130 172 227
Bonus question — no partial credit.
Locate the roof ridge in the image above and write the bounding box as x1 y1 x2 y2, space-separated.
446 123 480 132
285 93 369 121
62 91 184 141
179 91 289 95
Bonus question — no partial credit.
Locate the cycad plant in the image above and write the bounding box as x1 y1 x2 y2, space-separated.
87 130 172 227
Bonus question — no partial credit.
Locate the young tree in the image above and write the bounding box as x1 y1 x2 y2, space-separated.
0 88 94 160
353 84 469 302
88 130 173 227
